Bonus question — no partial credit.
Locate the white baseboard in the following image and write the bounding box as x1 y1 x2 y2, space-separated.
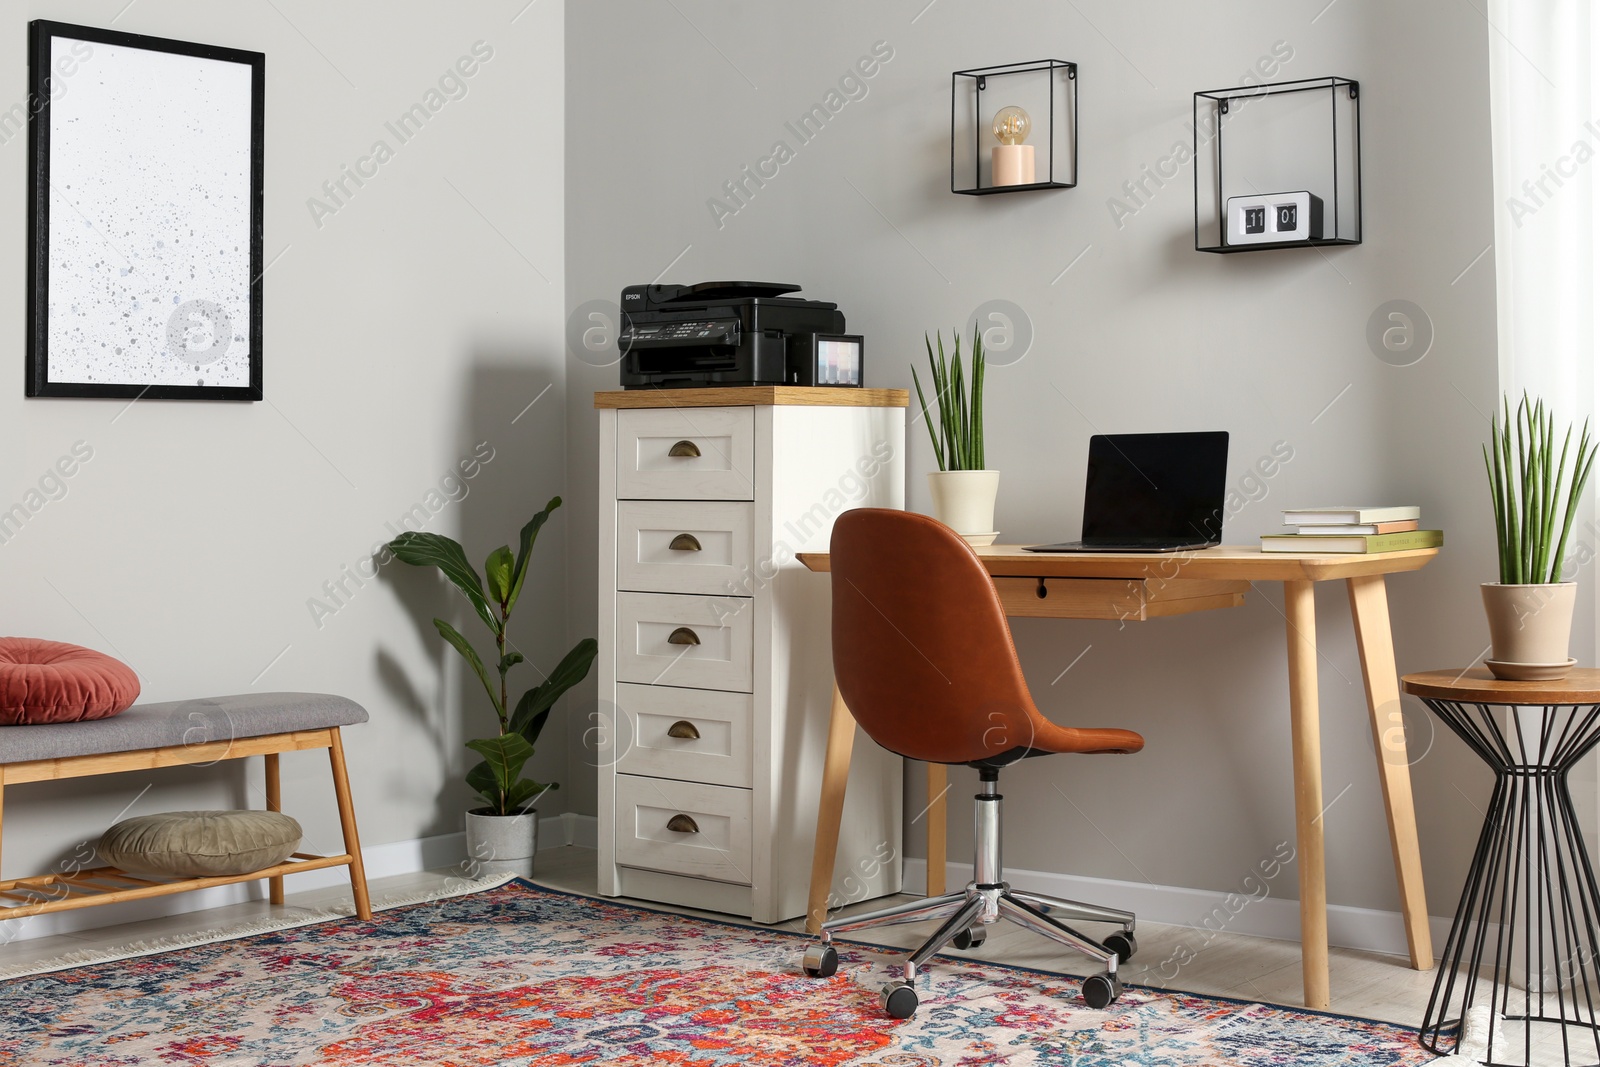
903 858 1454 959
4 816 1442 961
0 813 600 946
556 812 599 849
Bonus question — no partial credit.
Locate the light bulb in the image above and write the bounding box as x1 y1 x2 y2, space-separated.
993 106 1031 146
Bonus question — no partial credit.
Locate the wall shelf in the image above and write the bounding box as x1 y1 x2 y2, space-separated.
956 180 1072 196
1200 237 1362 254
1193 76 1361 253
952 60 1077 195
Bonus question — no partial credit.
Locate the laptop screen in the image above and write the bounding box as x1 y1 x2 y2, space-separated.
1081 432 1230 543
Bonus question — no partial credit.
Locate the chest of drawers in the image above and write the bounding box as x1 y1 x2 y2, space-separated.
595 388 906 922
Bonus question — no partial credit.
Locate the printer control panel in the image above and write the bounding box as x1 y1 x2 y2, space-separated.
622 319 739 348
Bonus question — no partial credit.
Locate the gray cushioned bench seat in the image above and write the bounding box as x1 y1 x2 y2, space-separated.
0 692 368 764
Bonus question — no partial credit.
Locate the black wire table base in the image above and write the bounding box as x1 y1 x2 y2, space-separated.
1419 697 1600 1067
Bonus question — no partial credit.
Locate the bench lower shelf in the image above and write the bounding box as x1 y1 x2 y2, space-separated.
0 853 357 919
1 725 373 923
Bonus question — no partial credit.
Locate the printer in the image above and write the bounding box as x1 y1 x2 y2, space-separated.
617 280 863 389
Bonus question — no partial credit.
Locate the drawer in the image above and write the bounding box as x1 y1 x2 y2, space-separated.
614 774 752 884
617 500 755 596
617 407 755 501
615 683 752 788
615 591 754 692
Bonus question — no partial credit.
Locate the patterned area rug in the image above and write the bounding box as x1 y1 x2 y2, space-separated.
0 879 1437 1065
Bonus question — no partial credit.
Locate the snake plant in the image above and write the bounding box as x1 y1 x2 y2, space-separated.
911 326 986 471
1484 394 1597 585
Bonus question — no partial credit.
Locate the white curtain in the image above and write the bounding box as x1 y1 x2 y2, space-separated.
1487 0 1600 981
1488 0 1598 636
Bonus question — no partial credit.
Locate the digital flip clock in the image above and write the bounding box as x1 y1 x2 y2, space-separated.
1224 191 1324 245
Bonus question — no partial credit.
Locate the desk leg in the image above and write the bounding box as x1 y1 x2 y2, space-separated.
1285 579 1331 1009
264 753 284 906
328 729 373 922
926 765 948 897
806 684 856 935
1347 574 1433 970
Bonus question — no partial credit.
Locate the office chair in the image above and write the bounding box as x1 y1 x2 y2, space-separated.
801 508 1145 1019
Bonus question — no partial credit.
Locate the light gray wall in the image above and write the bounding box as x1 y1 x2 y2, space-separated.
0 0 566 927
565 0 1513 920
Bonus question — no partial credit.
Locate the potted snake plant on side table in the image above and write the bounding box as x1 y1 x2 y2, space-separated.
912 326 998 544
388 496 597 877
1482 394 1598 680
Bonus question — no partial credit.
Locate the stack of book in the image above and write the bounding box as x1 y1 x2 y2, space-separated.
1261 506 1444 553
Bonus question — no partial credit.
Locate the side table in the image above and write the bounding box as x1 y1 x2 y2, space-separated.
1403 668 1600 1067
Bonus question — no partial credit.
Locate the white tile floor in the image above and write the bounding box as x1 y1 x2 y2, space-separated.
1 847 1583 1064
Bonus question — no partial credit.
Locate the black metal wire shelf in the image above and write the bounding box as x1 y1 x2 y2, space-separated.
954 181 1073 196
951 59 1077 195
1192 75 1362 254
1196 237 1362 254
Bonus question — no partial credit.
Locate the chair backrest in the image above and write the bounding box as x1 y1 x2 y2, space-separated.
830 508 1044 766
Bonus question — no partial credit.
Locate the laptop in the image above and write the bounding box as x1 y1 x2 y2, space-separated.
1026 431 1230 553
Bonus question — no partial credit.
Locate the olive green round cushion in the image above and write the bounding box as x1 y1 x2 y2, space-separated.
98 810 303 878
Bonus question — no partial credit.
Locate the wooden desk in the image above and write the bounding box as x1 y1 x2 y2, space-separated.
800 544 1439 1009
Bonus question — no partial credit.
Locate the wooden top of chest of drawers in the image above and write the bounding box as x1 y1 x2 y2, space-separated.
595 387 909 409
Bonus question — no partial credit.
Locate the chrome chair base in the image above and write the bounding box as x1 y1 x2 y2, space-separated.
804 773 1135 1018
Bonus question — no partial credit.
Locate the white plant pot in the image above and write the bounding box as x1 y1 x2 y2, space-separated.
464 808 538 879
1481 582 1577 678
927 470 1000 536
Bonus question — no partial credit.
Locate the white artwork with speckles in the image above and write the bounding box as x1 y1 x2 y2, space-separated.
46 37 252 388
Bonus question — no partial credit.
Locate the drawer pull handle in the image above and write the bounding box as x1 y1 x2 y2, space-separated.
667 627 701 646
668 440 702 458
669 533 703 552
667 814 700 834
667 720 701 740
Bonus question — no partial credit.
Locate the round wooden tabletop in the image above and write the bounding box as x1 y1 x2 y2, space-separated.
1402 668 1600 704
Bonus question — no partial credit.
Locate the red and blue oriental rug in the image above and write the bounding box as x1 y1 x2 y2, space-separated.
0 879 1437 1065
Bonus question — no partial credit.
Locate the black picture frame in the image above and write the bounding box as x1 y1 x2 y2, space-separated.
26 20 265 401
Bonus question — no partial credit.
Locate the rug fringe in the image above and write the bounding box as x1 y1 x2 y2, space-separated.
0 871 520 981
1434 1005 1498 1065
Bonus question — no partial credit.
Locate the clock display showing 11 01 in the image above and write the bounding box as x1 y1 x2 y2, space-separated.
1224 191 1324 246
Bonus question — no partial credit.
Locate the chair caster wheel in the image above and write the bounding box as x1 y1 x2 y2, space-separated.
1081 971 1122 1009
882 980 919 1019
1103 930 1137 963
802 943 838 978
952 926 987 950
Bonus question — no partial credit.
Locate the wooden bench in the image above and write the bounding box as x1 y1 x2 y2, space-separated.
0 693 372 921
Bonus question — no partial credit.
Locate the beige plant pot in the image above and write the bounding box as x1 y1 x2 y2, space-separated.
927 470 999 536
1481 582 1577 679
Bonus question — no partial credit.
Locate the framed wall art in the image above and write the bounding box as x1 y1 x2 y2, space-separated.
27 20 264 400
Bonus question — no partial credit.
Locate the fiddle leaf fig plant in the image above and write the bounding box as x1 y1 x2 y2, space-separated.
388 496 598 817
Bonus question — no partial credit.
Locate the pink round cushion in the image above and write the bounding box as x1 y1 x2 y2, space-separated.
0 638 140 725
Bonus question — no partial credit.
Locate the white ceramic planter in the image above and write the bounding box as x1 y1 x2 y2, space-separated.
927 470 1000 537
1481 582 1578 679
464 809 539 879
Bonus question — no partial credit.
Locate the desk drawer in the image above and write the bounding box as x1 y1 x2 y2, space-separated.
617 500 754 596
615 591 754 692
618 407 755 501
615 683 752 788
614 774 752 885
990 576 1249 621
